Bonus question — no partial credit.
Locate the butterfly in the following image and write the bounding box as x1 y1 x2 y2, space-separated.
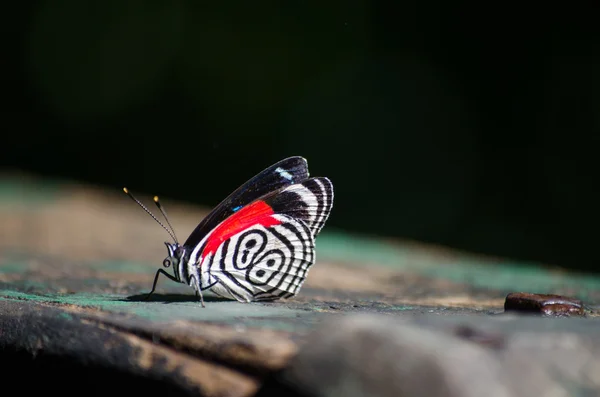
124 156 334 307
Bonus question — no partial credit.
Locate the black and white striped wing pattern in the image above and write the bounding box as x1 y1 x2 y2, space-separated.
199 214 315 302
197 177 334 302
264 177 334 237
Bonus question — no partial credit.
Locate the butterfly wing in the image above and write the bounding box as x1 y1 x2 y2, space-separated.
184 156 309 247
193 177 334 302
199 214 315 302
262 177 333 237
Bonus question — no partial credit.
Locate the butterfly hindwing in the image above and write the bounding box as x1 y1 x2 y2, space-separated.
199 214 316 302
184 156 309 247
194 177 333 302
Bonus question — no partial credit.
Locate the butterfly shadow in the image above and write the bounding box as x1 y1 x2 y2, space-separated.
124 293 231 304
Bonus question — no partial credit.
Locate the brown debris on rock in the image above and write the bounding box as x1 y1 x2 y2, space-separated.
504 292 584 317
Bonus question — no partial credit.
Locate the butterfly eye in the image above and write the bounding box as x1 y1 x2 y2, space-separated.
163 259 171 268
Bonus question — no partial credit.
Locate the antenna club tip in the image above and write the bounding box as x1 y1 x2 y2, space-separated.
123 187 129 194
153 196 159 202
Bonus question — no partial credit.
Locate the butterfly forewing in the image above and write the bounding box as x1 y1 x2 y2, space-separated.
184 156 309 247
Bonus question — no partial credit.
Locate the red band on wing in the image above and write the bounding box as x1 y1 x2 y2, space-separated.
202 200 281 256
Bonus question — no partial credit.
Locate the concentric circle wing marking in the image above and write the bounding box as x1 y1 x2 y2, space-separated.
199 214 315 302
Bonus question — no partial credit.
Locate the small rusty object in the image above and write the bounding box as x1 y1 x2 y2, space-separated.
504 292 584 317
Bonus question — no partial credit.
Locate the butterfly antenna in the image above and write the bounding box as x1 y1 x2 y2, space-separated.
153 195 179 244
123 187 178 243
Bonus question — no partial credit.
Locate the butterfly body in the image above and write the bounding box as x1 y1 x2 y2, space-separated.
127 156 333 304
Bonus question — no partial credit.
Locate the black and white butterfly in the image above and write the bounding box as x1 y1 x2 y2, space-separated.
124 156 334 306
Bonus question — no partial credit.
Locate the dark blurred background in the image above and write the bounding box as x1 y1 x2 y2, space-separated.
3 2 600 273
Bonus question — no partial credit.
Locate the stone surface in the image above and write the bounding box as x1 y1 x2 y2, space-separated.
266 314 517 397
1 174 600 396
0 299 258 397
259 314 600 397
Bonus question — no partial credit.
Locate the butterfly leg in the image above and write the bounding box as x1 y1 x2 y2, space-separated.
196 289 206 308
145 269 178 301
190 275 205 308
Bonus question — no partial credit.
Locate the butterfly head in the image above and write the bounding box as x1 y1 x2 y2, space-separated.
163 242 184 268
